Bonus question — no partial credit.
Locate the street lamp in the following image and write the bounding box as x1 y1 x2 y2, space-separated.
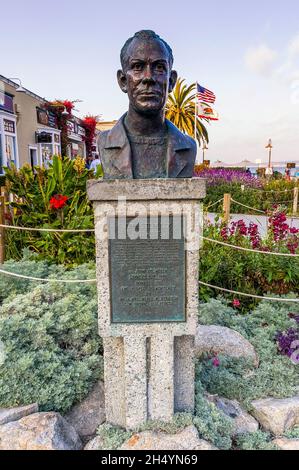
265 138 273 176
202 141 208 164
8 78 26 93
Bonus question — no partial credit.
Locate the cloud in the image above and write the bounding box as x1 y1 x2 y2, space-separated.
245 44 277 76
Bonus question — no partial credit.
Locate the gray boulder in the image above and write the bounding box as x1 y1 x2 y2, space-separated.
0 412 82 450
119 425 217 450
0 403 38 425
196 325 258 366
273 438 299 450
84 435 105 450
251 396 299 435
206 395 259 436
65 381 105 439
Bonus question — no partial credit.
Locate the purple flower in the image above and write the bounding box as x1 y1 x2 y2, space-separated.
193 168 263 189
276 328 299 359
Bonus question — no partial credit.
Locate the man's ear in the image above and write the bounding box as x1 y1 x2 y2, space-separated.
169 70 178 93
117 69 128 94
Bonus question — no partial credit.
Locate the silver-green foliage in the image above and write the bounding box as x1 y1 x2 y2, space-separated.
193 382 234 449
96 424 131 450
0 256 102 412
236 431 279 450
197 298 299 410
96 409 232 450
283 426 299 438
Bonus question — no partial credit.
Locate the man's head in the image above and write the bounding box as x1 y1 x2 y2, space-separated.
117 30 177 116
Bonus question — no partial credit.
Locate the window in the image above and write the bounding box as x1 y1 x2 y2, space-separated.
4 119 15 133
0 92 14 114
0 135 3 173
0 114 18 173
5 135 16 167
37 130 60 166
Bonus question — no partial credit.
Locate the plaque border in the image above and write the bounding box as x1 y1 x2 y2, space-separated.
108 215 186 324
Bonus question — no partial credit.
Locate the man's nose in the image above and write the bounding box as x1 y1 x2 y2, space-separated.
141 65 155 83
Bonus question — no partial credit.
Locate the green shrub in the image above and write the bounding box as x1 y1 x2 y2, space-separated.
136 412 193 434
283 427 299 438
193 385 234 449
96 424 131 450
199 212 299 309
197 299 299 410
0 257 102 412
97 408 232 450
236 431 278 450
202 177 297 215
4 157 95 266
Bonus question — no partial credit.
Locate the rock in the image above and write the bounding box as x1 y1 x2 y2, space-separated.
251 397 299 435
65 381 105 440
195 325 258 366
84 435 105 450
0 412 82 450
206 395 259 436
0 403 38 425
119 425 217 450
273 438 299 450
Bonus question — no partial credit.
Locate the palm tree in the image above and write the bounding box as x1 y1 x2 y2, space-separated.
166 78 209 147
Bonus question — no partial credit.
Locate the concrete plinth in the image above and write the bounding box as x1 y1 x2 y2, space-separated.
88 178 205 430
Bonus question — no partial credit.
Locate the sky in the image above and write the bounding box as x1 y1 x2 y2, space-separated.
1 0 299 163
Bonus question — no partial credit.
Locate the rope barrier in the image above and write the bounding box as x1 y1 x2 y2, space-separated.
242 186 296 194
198 281 299 302
0 268 96 283
204 198 224 210
200 235 299 257
0 224 95 233
230 198 266 214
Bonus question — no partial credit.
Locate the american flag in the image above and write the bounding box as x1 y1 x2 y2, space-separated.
197 84 216 104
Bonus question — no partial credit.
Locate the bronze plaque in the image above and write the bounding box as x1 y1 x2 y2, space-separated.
109 216 185 323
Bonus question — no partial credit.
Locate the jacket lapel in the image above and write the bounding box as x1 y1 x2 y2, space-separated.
103 115 192 179
166 119 192 177
103 114 133 178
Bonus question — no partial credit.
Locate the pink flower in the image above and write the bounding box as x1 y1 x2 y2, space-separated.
212 357 220 367
220 226 228 240
233 299 240 308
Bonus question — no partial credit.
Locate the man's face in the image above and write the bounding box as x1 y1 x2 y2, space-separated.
117 38 177 115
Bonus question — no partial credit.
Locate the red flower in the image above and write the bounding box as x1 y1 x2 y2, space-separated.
233 299 240 308
50 194 68 210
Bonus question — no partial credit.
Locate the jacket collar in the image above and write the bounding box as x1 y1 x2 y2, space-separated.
104 113 192 177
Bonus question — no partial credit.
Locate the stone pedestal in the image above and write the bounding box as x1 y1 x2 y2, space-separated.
87 178 205 430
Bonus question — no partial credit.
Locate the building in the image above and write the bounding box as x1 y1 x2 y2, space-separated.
0 75 89 173
66 116 86 159
96 120 117 133
0 75 61 172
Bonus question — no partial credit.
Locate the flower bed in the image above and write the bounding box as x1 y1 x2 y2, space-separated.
199 207 299 310
194 167 297 214
4 156 95 266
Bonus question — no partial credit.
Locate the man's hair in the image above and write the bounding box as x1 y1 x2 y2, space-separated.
120 30 174 70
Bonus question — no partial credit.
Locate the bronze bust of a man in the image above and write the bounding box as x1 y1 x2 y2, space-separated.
98 30 197 179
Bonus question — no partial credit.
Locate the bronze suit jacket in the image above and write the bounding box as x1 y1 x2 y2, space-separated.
98 114 197 179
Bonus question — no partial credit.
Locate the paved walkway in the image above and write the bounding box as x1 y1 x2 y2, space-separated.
207 213 299 236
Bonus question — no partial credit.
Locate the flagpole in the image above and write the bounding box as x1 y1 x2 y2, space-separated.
194 81 197 141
